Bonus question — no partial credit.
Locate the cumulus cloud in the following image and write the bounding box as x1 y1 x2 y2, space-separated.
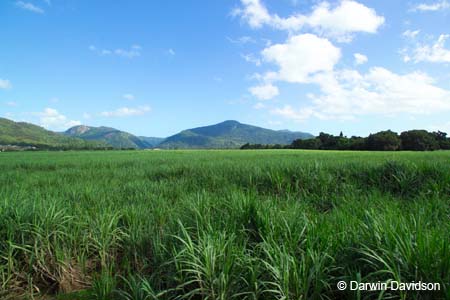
354 53 368 65
34 108 81 130
249 83 279 100
273 68 450 121
100 106 151 117
233 0 384 41
15 1 44 14
0 79 12 89
232 0 272 29
89 45 142 58
234 0 450 123
261 34 341 83
258 32 450 121
413 0 450 11
406 34 450 63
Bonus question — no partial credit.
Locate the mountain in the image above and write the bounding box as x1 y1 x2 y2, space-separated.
138 136 166 148
158 120 313 149
0 118 104 149
1 118 312 150
64 125 163 149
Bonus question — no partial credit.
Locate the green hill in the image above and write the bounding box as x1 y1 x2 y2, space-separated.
159 120 313 149
1 118 312 150
64 125 163 149
138 136 166 148
0 118 104 149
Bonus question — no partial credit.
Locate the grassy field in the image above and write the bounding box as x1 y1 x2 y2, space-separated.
0 150 449 299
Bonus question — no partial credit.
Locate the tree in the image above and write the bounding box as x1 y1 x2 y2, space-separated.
400 130 439 151
291 138 321 149
318 132 339 150
366 130 401 151
432 131 450 150
432 131 447 141
240 143 251 150
348 136 367 150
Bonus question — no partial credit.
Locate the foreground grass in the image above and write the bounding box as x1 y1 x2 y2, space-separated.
0 150 449 299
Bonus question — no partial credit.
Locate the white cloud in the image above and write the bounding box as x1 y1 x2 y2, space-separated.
232 0 272 29
407 34 450 63
233 0 384 41
115 45 142 58
82 113 91 119
100 106 151 117
167 48 176 56
413 0 450 11
354 53 368 65
34 108 81 130
241 53 261 66
234 0 450 123
227 36 256 44
89 44 142 58
293 1 385 41
403 29 420 39
122 94 135 100
261 34 341 83
272 105 316 122
275 67 450 122
0 79 12 89
249 83 279 100
16 1 44 14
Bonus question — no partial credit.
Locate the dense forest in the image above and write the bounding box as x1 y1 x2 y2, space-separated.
241 130 450 151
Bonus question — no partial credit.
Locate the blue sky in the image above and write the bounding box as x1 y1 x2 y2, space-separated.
1 0 450 137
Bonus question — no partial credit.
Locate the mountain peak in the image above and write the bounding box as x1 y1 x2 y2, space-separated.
159 120 313 149
220 120 241 125
66 125 91 135
64 124 160 149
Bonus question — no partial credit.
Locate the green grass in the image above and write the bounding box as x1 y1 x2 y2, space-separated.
0 150 449 299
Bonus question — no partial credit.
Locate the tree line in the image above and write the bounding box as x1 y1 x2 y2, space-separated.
241 130 450 151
